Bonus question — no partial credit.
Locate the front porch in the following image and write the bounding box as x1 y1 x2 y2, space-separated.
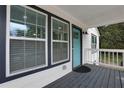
44 64 124 88
1 5 124 88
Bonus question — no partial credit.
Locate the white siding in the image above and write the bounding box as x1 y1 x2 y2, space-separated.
0 62 71 88
0 5 100 88
0 5 85 88
83 28 100 64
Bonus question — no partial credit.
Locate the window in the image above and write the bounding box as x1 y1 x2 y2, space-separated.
51 17 69 64
91 34 97 49
7 5 47 75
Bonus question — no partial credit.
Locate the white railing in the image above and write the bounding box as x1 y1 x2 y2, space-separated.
84 48 124 69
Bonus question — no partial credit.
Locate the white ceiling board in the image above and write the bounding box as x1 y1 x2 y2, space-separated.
57 5 124 28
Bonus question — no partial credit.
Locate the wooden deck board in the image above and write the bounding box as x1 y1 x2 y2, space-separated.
108 69 115 88
44 64 123 88
73 65 97 88
94 68 107 88
115 70 121 88
86 67 104 88
80 66 101 88
50 72 78 88
101 68 110 88
120 71 124 88
58 72 81 88
44 72 75 88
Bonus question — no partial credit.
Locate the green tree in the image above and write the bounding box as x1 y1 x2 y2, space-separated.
98 22 124 49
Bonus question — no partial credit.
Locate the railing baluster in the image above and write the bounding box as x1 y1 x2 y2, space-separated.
113 52 114 65
92 50 94 64
84 49 87 63
117 52 118 67
90 50 92 63
108 52 110 65
123 52 124 67
92 49 94 64
104 51 106 64
97 49 99 65
86 49 90 63
86 49 87 63
88 49 89 63
105 52 106 64
100 51 101 64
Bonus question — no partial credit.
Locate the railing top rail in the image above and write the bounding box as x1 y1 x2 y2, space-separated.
100 49 124 52
85 48 124 53
84 48 124 70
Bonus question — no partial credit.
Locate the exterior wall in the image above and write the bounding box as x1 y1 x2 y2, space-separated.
0 5 7 85
0 5 85 87
83 28 100 64
0 5 100 87
0 62 71 88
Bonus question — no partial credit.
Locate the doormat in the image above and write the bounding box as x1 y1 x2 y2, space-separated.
74 66 91 73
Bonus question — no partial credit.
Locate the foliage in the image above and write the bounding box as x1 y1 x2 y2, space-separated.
98 23 124 49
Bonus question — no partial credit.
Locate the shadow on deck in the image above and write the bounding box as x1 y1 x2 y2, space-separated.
44 64 124 88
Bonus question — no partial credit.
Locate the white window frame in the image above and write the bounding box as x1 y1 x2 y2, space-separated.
6 5 48 77
51 17 70 65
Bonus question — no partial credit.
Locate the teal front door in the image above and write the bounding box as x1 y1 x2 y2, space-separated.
72 26 81 69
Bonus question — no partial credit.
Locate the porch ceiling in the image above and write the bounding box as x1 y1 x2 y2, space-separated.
57 5 124 28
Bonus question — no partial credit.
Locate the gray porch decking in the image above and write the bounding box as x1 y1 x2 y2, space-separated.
44 64 124 88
